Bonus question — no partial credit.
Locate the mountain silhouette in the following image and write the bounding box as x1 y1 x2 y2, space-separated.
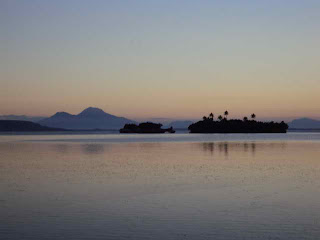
288 118 320 129
78 107 112 117
39 107 136 130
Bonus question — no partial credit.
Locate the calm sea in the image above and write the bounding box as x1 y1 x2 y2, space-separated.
1 133 320 239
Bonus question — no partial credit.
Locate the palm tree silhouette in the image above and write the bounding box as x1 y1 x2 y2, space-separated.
251 113 256 120
218 115 223 121
224 111 229 120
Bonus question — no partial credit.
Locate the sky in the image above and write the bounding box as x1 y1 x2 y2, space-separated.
1 0 320 121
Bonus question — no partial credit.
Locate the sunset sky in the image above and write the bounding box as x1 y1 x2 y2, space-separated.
1 0 320 120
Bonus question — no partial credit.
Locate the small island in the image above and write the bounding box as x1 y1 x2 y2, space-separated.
188 112 288 133
120 122 175 134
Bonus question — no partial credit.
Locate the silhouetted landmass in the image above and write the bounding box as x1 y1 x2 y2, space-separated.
188 113 288 133
120 122 175 133
39 107 136 130
0 115 46 122
0 120 67 132
288 118 320 129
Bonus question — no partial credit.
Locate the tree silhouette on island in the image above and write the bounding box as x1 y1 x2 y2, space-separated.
188 111 288 133
224 111 229 120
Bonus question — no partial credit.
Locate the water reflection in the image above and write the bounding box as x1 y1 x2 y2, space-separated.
202 142 215 153
51 143 107 155
53 144 70 153
1 139 320 240
81 144 106 154
200 142 287 157
251 142 256 154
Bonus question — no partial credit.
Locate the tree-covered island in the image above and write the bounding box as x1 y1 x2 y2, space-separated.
120 122 175 133
188 111 288 133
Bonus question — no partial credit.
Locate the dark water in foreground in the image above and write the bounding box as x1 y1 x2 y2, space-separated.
1 133 320 239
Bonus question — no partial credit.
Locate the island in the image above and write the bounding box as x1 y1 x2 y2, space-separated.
120 122 175 133
188 112 288 133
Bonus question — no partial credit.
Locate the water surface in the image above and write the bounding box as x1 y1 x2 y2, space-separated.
1 133 320 239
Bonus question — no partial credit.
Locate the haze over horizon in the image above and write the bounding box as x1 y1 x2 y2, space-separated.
2 1 320 120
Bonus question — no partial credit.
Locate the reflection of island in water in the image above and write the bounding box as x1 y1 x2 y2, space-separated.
82 144 106 154
189 112 288 133
120 122 175 134
201 142 287 156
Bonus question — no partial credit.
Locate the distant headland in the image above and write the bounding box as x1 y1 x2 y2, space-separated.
0 120 67 132
188 111 288 133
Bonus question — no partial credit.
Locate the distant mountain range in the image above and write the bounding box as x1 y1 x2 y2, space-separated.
288 118 320 129
39 107 136 130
